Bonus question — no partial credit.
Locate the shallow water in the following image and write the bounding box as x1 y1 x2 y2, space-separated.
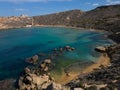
0 27 113 80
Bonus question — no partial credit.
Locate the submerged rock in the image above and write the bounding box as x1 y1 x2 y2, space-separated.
65 46 75 52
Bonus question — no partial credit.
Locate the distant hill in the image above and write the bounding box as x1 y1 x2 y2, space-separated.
77 4 120 32
33 4 120 33
33 10 83 26
0 4 120 34
0 16 32 29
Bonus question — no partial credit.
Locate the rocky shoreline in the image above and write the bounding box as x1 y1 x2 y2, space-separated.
66 44 120 90
0 44 117 90
17 46 76 90
0 23 119 90
0 34 119 90
0 4 120 90
0 26 119 90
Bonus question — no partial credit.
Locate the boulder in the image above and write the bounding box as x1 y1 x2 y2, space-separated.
31 55 38 64
25 55 39 64
40 63 46 68
44 59 51 64
18 74 52 90
26 76 32 82
95 46 106 53
24 67 31 74
44 66 49 72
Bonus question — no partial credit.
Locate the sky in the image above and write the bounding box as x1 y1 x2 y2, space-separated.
0 0 120 16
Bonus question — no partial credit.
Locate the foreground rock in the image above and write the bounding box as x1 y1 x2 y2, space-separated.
17 67 70 90
66 44 120 90
18 73 52 90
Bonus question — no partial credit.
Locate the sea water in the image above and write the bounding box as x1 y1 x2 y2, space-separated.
0 27 113 80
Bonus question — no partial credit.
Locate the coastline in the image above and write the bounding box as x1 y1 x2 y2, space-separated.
0 25 106 32
54 53 110 84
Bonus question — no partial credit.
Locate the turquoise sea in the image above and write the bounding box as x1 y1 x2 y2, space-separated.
0 27 113 80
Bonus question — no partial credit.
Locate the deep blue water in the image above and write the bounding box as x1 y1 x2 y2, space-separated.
0 27 113 80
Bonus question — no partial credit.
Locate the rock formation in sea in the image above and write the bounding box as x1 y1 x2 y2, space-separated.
16 46 75 90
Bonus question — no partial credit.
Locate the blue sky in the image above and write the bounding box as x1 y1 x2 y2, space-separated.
0 0 120 16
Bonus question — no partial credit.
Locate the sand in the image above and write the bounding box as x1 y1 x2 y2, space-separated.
55 53 110 84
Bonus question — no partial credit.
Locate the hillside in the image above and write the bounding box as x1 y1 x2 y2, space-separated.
33 5 120 33
33 10 83 26
77 4 120 32
0 16 32 29
33 4 120 43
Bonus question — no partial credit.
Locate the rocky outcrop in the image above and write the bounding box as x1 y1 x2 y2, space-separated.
17 59 71 90
17 45 76 90
66 44 120 90
0 16 32 30
18 72 70 90
18 73 52 90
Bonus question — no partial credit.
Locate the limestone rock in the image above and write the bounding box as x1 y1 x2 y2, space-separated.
40 63 46 68
95 46 106 53
44 59 51 64
44 66 49 72
24 67 31 74
18 74 52 90
31 55 38 63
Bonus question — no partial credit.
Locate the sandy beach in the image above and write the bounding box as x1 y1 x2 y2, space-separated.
55 53 110 84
